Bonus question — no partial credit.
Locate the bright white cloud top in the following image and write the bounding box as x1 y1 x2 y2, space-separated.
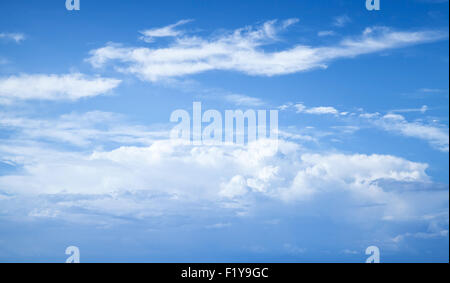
0 132 438 222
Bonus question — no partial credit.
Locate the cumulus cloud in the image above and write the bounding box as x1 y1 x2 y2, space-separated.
86 21 446 82
0 133 436 222
0 108 447 252
0 32 25 43
282 153 429 201
0 73 121 103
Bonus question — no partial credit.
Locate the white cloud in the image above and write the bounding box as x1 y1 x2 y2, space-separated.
277 130 317 143
393 230 449 243
278 103 293 111
282 153 429 201
0 73 121 103
139 19 193 43
224 94 264 106
0 32 25 43
419 88 447 93
206 223 232 229
306 107 339 115
333 15 351 27
342 249 359 255
283 243 306 255
281 18 300 28
286 101 448 152
318 30 336 37
391 105 428 114
87 21 446 82
371 114 449 152
392 212 449 243
220 175 249 198
0 111 165 147
295 103 339 115
0 109 447 249
360 113 380 119
0 132 434 222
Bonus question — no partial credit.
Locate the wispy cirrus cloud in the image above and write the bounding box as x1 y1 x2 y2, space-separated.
318 30 336 37
0 32 25 43
87 20 447 82
0 57 9 65
0 73 121 104
282 102 449 152
0 111 165 147
359 111 448 152
419 88 447 93
390 105 429 114
370 113 449 152
139 19 193 43
333 15 351 27
360 111 449 152
224 94 265 107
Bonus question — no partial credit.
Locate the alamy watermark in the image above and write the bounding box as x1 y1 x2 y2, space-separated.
65 0 379 12
365 246 381 263
63 245 379 263
66 0 80 11
65 246 80 263
366 0 380 11
170 102 279 148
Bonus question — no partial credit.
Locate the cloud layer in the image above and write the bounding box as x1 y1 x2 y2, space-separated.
0 108 447 256
0 130 438 221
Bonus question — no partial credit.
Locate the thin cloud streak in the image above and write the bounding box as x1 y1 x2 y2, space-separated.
0 73 122 103
139 19 194 43
0 32 25 43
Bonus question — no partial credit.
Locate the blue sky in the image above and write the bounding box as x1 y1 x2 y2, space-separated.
0 0 449 263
